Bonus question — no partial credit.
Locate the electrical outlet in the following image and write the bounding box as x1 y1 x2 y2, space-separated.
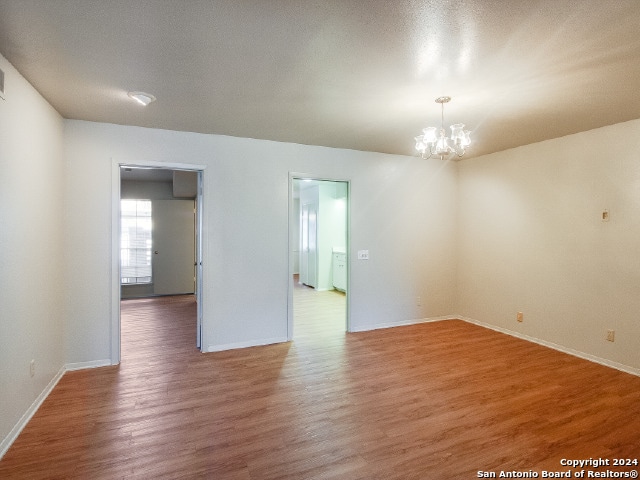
516 312 523 323
30 360 35 377
416 296 421 306
607 330 615 342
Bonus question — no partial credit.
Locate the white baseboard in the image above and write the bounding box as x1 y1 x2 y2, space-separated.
458 316 640 377
0 364 66 459
0 359 114 460
349 315 457 333
65 359 112 371
206 336 289 352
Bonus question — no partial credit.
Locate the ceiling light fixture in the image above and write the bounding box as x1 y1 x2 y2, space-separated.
414 96 471 160
127 91 156 106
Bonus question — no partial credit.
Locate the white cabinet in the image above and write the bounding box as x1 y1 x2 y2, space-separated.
332 251 346 292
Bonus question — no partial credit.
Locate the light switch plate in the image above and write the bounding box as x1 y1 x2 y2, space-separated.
357 250 369 260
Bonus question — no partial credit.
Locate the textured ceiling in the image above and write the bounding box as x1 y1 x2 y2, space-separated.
1 0 640 159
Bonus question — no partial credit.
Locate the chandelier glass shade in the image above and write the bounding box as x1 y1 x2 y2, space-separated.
415 96 471 160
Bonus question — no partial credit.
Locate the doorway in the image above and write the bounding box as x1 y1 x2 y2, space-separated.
111 162 205 364
289 177 349 341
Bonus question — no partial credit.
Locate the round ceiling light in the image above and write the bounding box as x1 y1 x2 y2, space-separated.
127 91 156 106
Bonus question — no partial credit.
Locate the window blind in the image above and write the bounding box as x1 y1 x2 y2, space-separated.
120 199 152 284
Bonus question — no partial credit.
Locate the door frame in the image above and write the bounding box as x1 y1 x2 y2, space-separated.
287 173 351 340
111 159 206 364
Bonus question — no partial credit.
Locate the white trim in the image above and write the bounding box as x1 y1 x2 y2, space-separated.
0 359 115 459
206 336 289 352
65 359 112 371
0 365 65 459
349 315 457 333
458 316 640 377
110 160 121 364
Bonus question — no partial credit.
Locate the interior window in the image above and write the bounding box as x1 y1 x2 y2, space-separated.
120 199 152 284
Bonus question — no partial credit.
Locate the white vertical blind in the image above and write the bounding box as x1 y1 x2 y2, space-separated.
120 199 152 284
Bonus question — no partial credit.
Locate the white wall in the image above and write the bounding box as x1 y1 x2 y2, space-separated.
63 120 458 358
121 179 173 200
0 54 66 454
457 119 640 372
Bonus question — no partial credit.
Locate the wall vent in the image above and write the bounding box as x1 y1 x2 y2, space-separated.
0 67 4 100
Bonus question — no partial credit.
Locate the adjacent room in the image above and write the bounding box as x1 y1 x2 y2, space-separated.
1 1 639 478
119 166 202 352
292 178 348 341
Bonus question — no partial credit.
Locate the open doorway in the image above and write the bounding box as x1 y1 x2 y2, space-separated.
289 177 349 342
111 163 205 364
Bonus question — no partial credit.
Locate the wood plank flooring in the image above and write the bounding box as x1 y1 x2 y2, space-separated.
1 289 639 479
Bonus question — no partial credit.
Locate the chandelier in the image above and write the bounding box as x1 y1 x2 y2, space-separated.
414 96 471 160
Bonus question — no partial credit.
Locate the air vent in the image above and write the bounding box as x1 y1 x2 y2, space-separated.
0 67 4 100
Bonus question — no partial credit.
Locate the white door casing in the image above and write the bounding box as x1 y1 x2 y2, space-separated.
111 160 206 364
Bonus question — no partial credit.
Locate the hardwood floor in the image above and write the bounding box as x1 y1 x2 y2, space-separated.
1 290 639 479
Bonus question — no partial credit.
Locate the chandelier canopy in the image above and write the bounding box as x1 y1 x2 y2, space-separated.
414 96 471 160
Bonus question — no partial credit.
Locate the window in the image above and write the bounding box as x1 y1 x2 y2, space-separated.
121 199 152 284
